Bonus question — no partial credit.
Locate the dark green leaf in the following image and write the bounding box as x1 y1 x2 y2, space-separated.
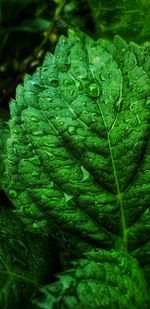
0 207 55 309
87 0 150 42
0 109 9 189
33 249 150 309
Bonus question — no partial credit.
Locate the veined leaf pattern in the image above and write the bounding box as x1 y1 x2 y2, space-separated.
33 249 149 309
5 31 150 262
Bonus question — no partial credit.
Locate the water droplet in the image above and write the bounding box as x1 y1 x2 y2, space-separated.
114 98 123 112
75 80 82 90
124 118 130 124
63 80 71 86
49 181 54 188
9 190 17 199
57 120 64 126
44 150 54 158
13 129 18 134
30 116 39 123
81 166 90 182
55 107 61 111
64 193 73 202
129 101 136 111
49 78 58 87
47 98 53 102
31 171 39 177
30 157 40 165
68 126 75 134
134 142 139 147
136 114 141 124
41 195 49 203
124 126 129 132
70 89 75 96
88 82 101 98
32 130 43 136
145 97 150 107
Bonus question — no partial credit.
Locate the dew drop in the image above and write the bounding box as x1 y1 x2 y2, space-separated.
44 150 54 158
31 171 39 177
88 82 101 98
136 114 141 124
58 121 64 126
70 89 75 96
30 116 39 123
68 126 75 134
41 195 49 203
32 130 43 136
55 107 61 111
49 181 54 188
81 166 90 182
114 98 123 112
145 97 150 107
49 78 58 87
124 118 130 124
9 190 17 199
30 157 40 166
64 193 73 202
75 80 82 90
63 80 70 86
14 130 19 136
124 126 129 132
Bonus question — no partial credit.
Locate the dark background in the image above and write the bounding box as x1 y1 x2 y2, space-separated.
0 0 150 109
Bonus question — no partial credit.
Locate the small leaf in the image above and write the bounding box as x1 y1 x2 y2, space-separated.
0 207 55 308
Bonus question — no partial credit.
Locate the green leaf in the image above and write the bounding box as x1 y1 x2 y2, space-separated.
0 206 55 309
5 31 150 286
33 249 150 309
0 109 9 189
87 0 150 42
0 18 51 34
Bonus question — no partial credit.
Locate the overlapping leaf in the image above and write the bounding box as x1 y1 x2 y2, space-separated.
33 249 150 309
87 0 150 42
0 206 55 308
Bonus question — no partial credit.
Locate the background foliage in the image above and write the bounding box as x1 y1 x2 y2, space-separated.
0 0 150 308
0 0 150 108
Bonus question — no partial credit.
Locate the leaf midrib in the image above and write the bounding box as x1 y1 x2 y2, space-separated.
107 131 127 250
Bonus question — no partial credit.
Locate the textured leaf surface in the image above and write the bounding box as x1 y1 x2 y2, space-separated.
0 207 54 309
5 32 150 270
33 249 150 309
87 0 150 43
0 110 9 189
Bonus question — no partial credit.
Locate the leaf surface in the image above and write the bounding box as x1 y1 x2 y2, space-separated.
0 207 55 308
0 109 9 189
5 31 150 271
33 249 150 309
